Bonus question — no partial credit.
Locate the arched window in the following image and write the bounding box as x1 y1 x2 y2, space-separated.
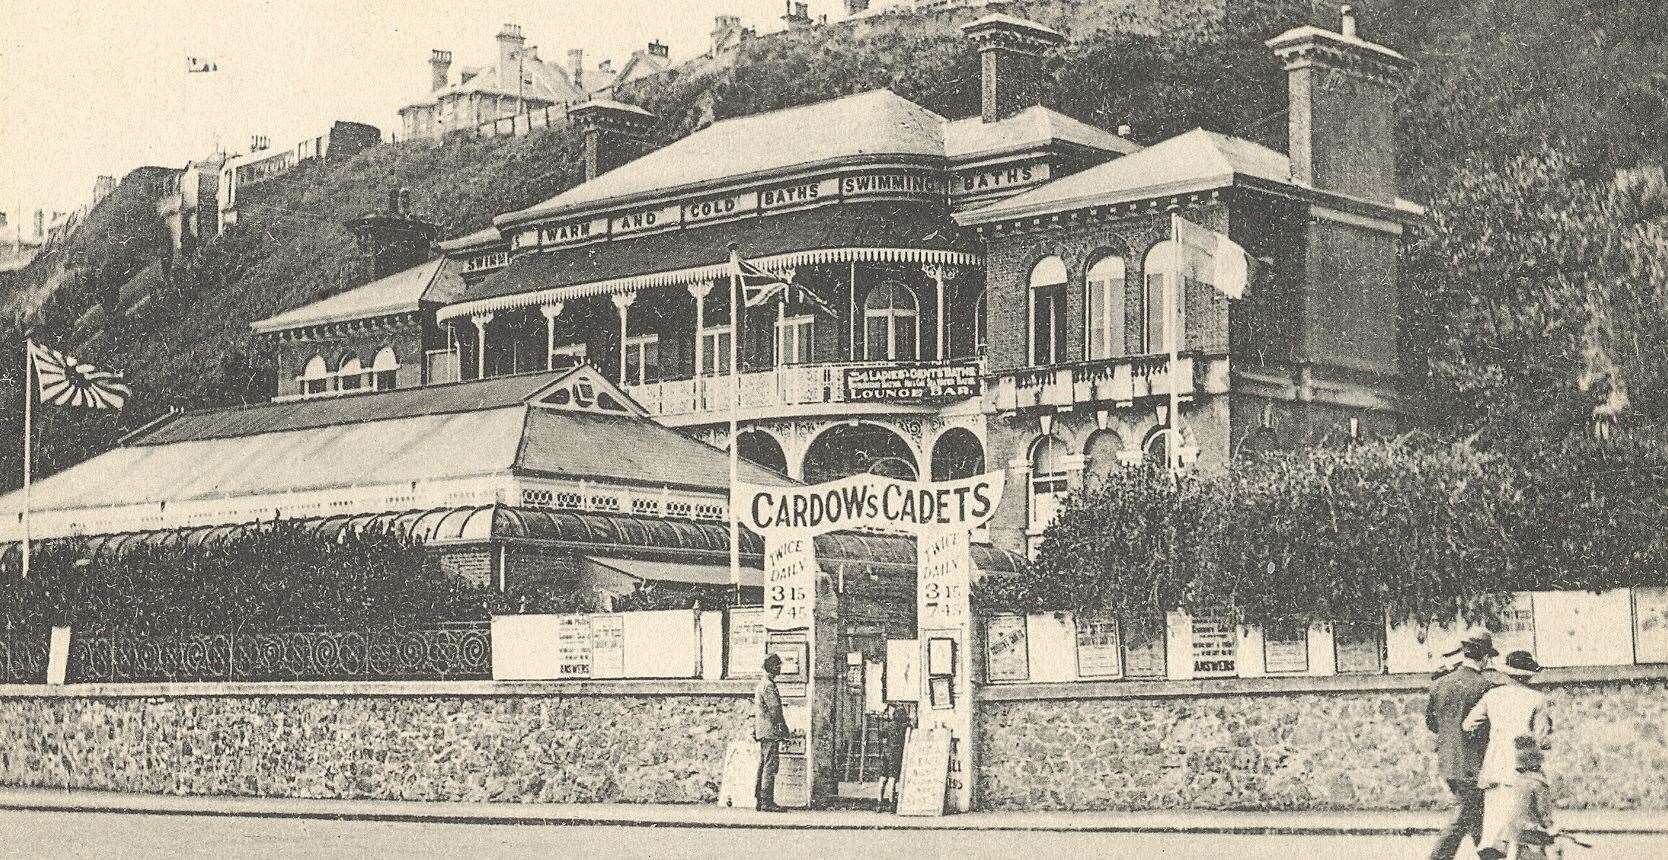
300 354 328 396
1144 427 1177 469
371 347 399 391
337 355 364 392
1085 254 1127 360
1142 241 1183 354
1029 435 1070 532
1029 256 1067 365
1084 430 1127 487
864 281 918 361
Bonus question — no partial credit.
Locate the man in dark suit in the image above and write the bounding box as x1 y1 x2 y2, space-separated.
754 653 791 812
1425 629 1500 860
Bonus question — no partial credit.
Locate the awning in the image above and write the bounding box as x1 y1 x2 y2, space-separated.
584 555 764 588
437 202 980 323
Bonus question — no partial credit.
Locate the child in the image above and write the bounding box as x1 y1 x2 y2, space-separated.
1477 735 1556 860
877 702 912 812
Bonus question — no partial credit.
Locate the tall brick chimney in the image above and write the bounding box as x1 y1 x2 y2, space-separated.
429 49 452 92
567 48 585 89
781 2 812 28
960 14 1066 124
343 189 438 288
496 24 526 78
569 100 657 181
1266 7 1411 204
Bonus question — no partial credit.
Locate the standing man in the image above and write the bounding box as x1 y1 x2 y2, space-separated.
1425 629 1500 860
754 653 791 812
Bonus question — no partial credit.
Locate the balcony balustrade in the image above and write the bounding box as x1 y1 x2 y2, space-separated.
985 353 1206 412
625 359 980 422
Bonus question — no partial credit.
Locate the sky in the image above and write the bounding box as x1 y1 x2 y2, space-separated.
0 0 821 226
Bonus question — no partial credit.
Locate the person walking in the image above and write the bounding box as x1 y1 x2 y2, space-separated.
754 653 791 812
1425 629 1500 860
1464 650 1553 859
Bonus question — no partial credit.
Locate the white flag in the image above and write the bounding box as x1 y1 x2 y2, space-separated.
1173 216 1251 300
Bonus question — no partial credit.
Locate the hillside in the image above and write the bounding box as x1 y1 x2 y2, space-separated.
0 0 1663 488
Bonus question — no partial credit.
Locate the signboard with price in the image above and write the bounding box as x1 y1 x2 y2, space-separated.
734 470 1004 815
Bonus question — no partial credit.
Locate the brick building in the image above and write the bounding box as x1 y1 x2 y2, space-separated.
243 11 1418 561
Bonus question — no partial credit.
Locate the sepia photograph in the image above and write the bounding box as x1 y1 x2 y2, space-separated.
0 0 1665 857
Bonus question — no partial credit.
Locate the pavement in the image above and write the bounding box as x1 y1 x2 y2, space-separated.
0 787 1663 835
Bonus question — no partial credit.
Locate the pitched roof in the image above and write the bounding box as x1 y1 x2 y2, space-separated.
126 370 576 445
956 129 1294 225
459 202 971 307
249 258 465 333
943 105 1140 160
4 368 790 521
499 89 948 224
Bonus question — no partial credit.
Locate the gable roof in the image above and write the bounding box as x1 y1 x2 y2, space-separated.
499 89 948 225
249 258 465 334
956 129 1293 225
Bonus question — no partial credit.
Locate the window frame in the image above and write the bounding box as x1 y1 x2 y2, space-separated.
1028 256 1068 366
863 281 919 362
774 314 815 367
1084 254 1127 361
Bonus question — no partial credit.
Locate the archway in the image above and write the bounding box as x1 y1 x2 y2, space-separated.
736 429 789 476
929 428 985 481
802 423 918 485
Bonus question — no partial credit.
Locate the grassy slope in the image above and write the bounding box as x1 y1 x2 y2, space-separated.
0 0 1661 487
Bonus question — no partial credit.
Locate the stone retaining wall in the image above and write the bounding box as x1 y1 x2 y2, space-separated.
0 681 751 804
975 670 1668 812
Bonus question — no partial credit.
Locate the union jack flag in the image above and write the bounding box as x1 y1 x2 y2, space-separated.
28 341 131 410
733 253 836 316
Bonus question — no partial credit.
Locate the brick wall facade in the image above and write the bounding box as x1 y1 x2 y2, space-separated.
274 320 426 398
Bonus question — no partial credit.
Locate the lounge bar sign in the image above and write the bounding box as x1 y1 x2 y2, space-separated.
844 362 979 402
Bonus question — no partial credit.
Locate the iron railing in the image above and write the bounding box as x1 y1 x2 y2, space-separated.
0 635 48 684
63 623 491 684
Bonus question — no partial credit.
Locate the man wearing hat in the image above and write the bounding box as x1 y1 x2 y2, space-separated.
1424 629 1500 860
753 653 792 812
1464 650 1554 858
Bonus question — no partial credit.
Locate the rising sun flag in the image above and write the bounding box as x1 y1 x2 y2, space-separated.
17 340 132 579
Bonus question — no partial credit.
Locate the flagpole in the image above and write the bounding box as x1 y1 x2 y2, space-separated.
1167 211 1183 473
727 247 742 607
20 339 31 580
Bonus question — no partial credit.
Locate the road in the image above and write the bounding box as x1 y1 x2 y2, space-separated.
1 809 1661 859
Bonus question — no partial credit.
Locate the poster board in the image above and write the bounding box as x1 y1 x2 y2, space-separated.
1533 590 1632 667
621 610 699 678
556 615 593 679
1333 621 1384 674
894 728 952 816
1075 611 1122 679
983 615 1029 682
1190 608 1238 678
590 614 626 679
1261 621 1310 674
717 738 761 809
489 614 563 680
1633 586 1668 664
727 607 766 678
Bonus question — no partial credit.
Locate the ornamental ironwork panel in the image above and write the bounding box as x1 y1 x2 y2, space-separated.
65 624 491 683
1 635 48 684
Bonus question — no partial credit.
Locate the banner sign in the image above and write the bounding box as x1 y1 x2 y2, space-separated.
738 471 1004 537
763 536 817 632
843 363 980 403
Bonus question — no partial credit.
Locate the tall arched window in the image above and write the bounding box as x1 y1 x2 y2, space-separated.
1085 254 1127 360
1029 256 1067 365
1029 435 1070 532
337 355 364 392
301 354 328 396
371 347 399 391
1142 241 1183 354
864 281 918 361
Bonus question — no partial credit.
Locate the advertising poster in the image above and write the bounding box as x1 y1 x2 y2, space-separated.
555 614 593 679
1190 608 1237 679
763 536 816 632
590 614 626 679
984 615 1029 683
1075 611 1122 678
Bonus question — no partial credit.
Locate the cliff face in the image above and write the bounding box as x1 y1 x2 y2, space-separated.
0 0 1661 487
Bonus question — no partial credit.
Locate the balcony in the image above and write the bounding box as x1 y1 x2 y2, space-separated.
625 359 981 425
985 352 1227 413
